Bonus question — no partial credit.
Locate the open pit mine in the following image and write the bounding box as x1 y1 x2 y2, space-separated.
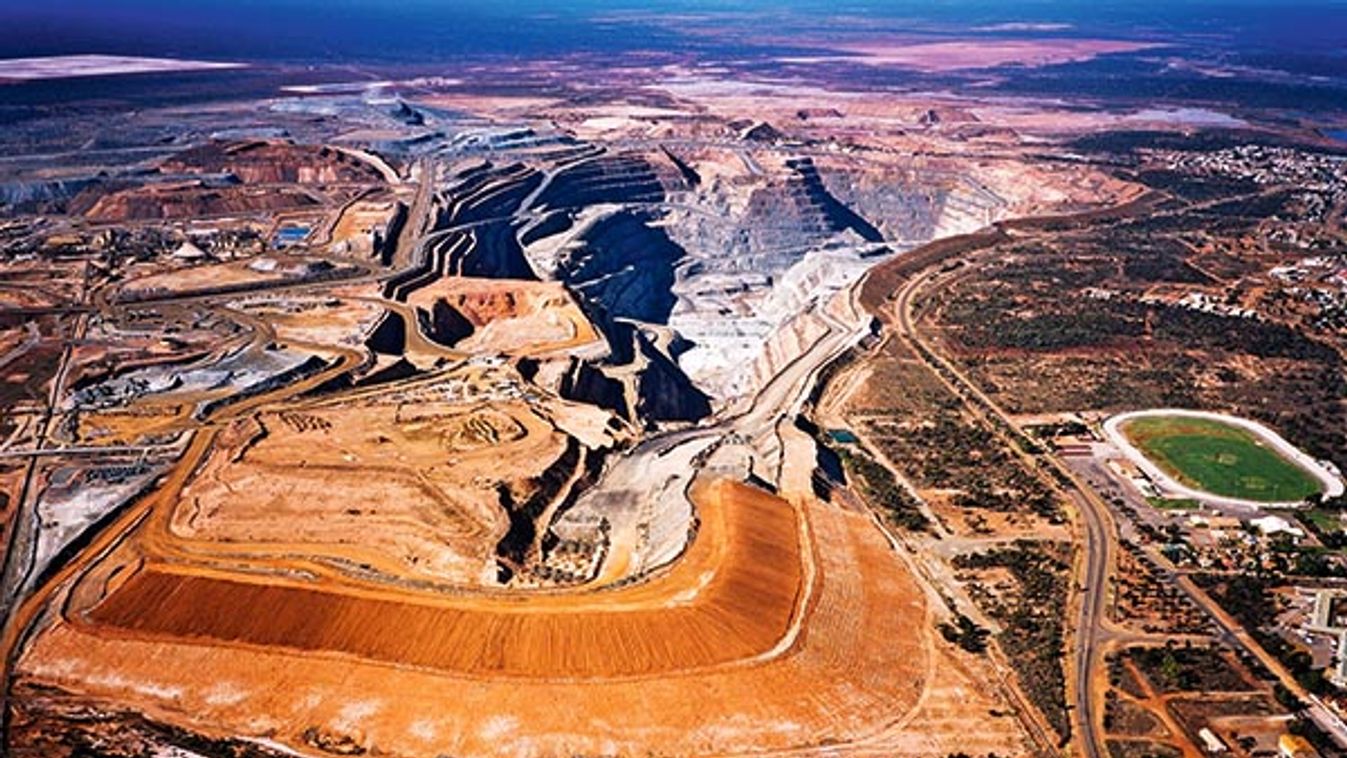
0 86 1134 757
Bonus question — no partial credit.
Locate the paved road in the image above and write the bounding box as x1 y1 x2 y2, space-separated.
887 205 1347 755
892 261 1112 758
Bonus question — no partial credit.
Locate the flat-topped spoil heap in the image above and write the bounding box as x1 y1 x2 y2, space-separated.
85 476 801 676
18 478 928 756
160 140 389 185
157 403 555 585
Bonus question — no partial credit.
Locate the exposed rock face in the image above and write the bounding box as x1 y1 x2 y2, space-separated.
561 360 631 420
554 321 711 425
534 153 675 211
631 329 713 422
0 178 95 214
722 156 881 255
818 162 1006 242
495 436 587 573
435 163 543 280
407 278 602 356
421 299 476 347
387 222 535 301
553 210 684 326
364 310 407 355
660 147 701 187
739 121 787 143
389 100 425 126
416 132 1017 417
786 157 884 242
441 162 543 226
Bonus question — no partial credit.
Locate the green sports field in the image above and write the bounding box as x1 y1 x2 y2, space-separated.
1122 415 1323 503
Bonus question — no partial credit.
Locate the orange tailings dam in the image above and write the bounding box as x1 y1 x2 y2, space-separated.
16 479 929 756
84 478 803 678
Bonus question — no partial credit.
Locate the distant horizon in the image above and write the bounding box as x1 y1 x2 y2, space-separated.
4 0 1347 64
